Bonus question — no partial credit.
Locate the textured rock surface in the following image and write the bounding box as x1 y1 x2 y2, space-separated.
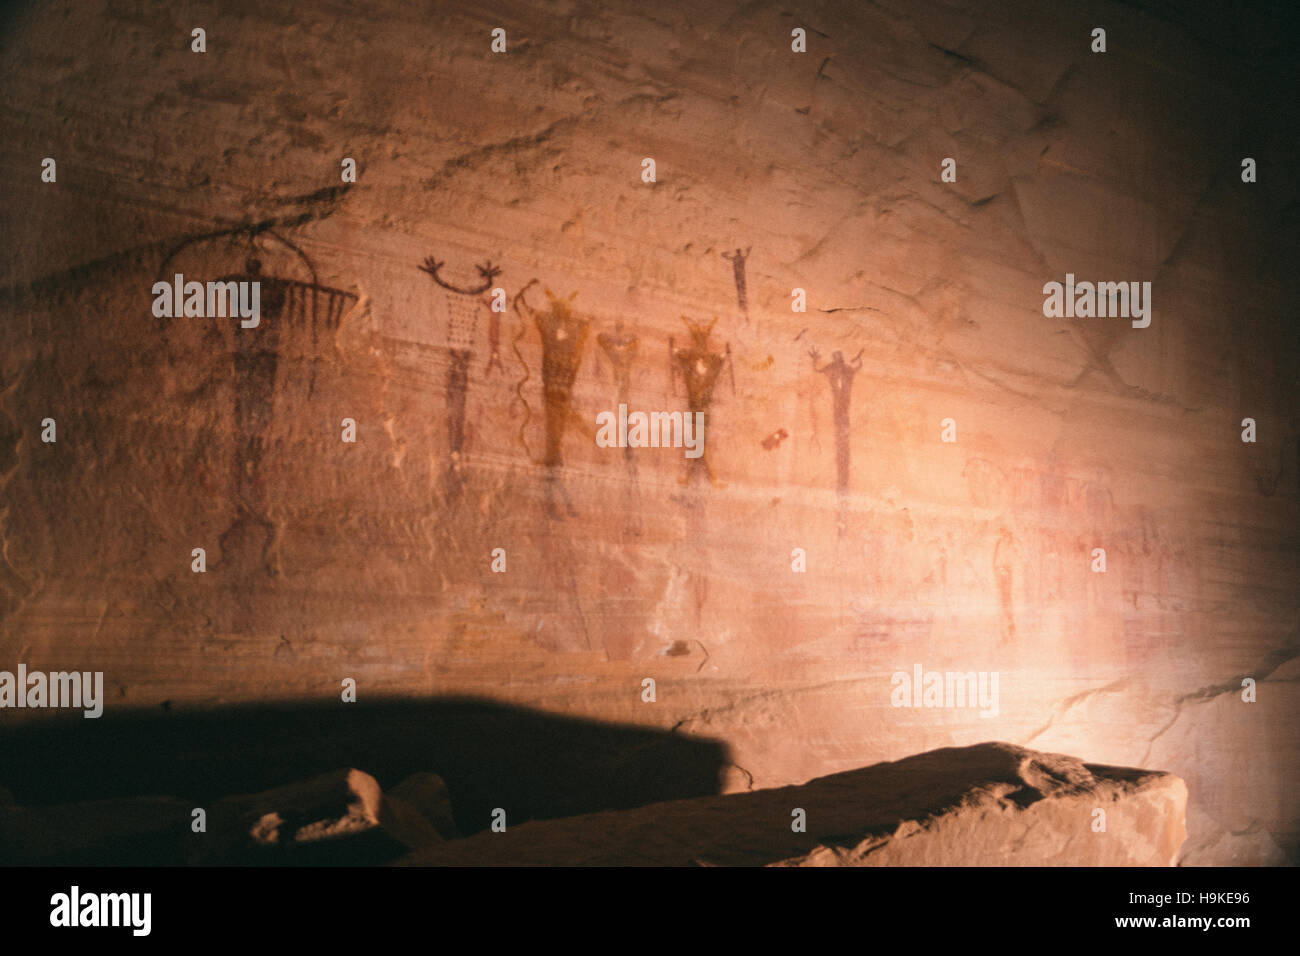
0 0 1295 866
399 743 1187 866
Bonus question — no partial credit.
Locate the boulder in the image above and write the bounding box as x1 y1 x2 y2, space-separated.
198 767 394 863
379 773 459 849
398 743 1187 866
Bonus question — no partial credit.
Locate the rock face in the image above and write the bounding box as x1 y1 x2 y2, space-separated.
0 0 1296 867
400 743 1188 866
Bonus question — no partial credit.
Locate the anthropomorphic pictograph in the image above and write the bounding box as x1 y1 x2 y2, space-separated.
721 247 751 315
514 282 590 518
598 320 642 534
418 253 501 495
809 347 863 495
670 316 732 487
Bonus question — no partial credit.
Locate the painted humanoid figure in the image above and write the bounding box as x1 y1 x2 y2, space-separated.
810 347 863 494
516 285 590 517
418 253 501 496
599 320 642 534
671 316 731 487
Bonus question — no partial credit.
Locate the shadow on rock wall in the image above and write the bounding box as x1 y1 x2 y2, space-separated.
0 696 729 838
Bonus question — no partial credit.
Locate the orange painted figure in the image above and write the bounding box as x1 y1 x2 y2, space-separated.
671 316 732 486
598 320 642 535
515 284 590 517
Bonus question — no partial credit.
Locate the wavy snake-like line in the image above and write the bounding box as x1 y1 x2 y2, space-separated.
511 280 539 460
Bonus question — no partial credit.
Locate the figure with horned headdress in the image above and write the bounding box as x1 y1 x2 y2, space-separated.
670 315 733 487
514 281 590 518
418 253 501 497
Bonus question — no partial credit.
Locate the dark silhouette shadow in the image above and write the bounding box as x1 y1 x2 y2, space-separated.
0 696 729 844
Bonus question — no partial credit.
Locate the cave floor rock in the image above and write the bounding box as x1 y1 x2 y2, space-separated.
398 742 1187 866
